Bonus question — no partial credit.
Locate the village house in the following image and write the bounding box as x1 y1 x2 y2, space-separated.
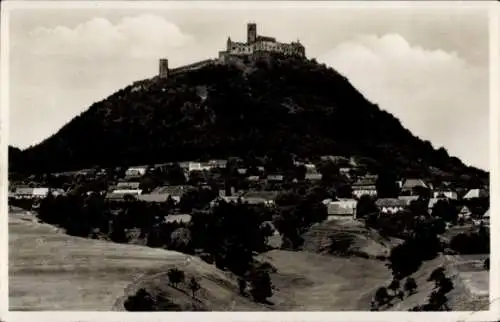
152 185 194 202
209 159 228 169
398 195 420 204
165 214 192 224
267 174 284 183
351 178 377 199
125 165 149 178
111 181 142 195
304 172 322 181
459 205 472 220
400 178 429 196
463 188 489 200
375 198 408 214
433 187 458 200
326 199 357 220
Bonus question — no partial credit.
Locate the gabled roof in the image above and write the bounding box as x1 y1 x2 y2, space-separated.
15 187 34 195
483 209 490 218
305 172 322 180
116 181 141 189
398 196 420 203
165 214 192 223
138 194 171 203
402 178 427 190
242 190 279 201
352 179 376 188
375 198 407 208
154 185 194 196
463 188 489 199
327 201 356 215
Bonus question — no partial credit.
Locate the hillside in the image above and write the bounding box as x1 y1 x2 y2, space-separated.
9 210 189 310
13 55 486 181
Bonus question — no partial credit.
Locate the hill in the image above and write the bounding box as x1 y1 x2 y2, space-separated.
9 210 189 310
13 55 486 182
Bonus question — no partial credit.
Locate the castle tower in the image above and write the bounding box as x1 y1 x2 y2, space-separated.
159 58 169 78
227 37 232 51
247 23 257 44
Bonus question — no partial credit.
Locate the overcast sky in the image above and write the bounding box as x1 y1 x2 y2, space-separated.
6 2 490 170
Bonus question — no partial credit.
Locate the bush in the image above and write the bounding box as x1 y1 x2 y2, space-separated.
167 268 185 288
248 268 273 303
124 289 155 311
403 277 417 295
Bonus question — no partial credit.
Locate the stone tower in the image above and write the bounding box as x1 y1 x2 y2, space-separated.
247 23 257 44
159 58 169 78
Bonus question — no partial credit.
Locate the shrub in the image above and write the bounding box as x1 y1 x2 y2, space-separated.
167 268 185 288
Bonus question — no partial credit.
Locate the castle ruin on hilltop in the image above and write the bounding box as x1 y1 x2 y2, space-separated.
159 23 306 79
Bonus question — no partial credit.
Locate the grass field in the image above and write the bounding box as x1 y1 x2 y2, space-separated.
9 210 488 311
9 211 188 311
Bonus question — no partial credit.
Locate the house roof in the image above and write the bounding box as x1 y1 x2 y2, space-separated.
305 173 322 180
463 188 489 199
32 188 50 196
402 179 428 190
427 198 442 209
375 198 408 208
242 190 279 201
483 209 490 218
138 194 171 203
327 201 356 215
460 205 471 213
15 187 34 195
352 179 376 188
154 185 194 196
398 196 420 203
165 214 192 223
267 174 284 181
116 181 141 189
105 193 134 201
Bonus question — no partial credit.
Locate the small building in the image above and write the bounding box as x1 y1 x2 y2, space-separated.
433 188 458 200
138 193 173 204
352 179 377 199
401 178 428 195
375 198 407 214
459 205 472 219
242 190 279 205
125 166 148 178
209 159 228 169
398 195 420 204
304 172 322 181
111 189 143 196
326 199 357 220
267 174 284 183
14 187 35 199
115 181 141 190
463 188 489 200
165 214 192 224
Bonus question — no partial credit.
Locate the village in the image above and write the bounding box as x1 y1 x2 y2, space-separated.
8 154 490 228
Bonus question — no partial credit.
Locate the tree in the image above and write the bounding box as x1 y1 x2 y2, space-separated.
428 290 449 311
248 268 273 303
238 277 247 295
376 168 400 198
356 195 378 219
428 267 446 286
388 279 400 296
374 287 389 306
188 276 201 299
124 289 155 311
404 277 417 295
167 268 185 288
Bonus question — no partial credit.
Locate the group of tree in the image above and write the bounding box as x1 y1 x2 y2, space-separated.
409 267 454 311
370 276 417 310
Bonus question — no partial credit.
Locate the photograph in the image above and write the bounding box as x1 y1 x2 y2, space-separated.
2 0 494 318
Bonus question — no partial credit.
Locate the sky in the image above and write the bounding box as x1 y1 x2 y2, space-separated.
6 2 490 170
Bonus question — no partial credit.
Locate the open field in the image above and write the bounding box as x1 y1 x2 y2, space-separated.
10 209 488 311
9 211 188 310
